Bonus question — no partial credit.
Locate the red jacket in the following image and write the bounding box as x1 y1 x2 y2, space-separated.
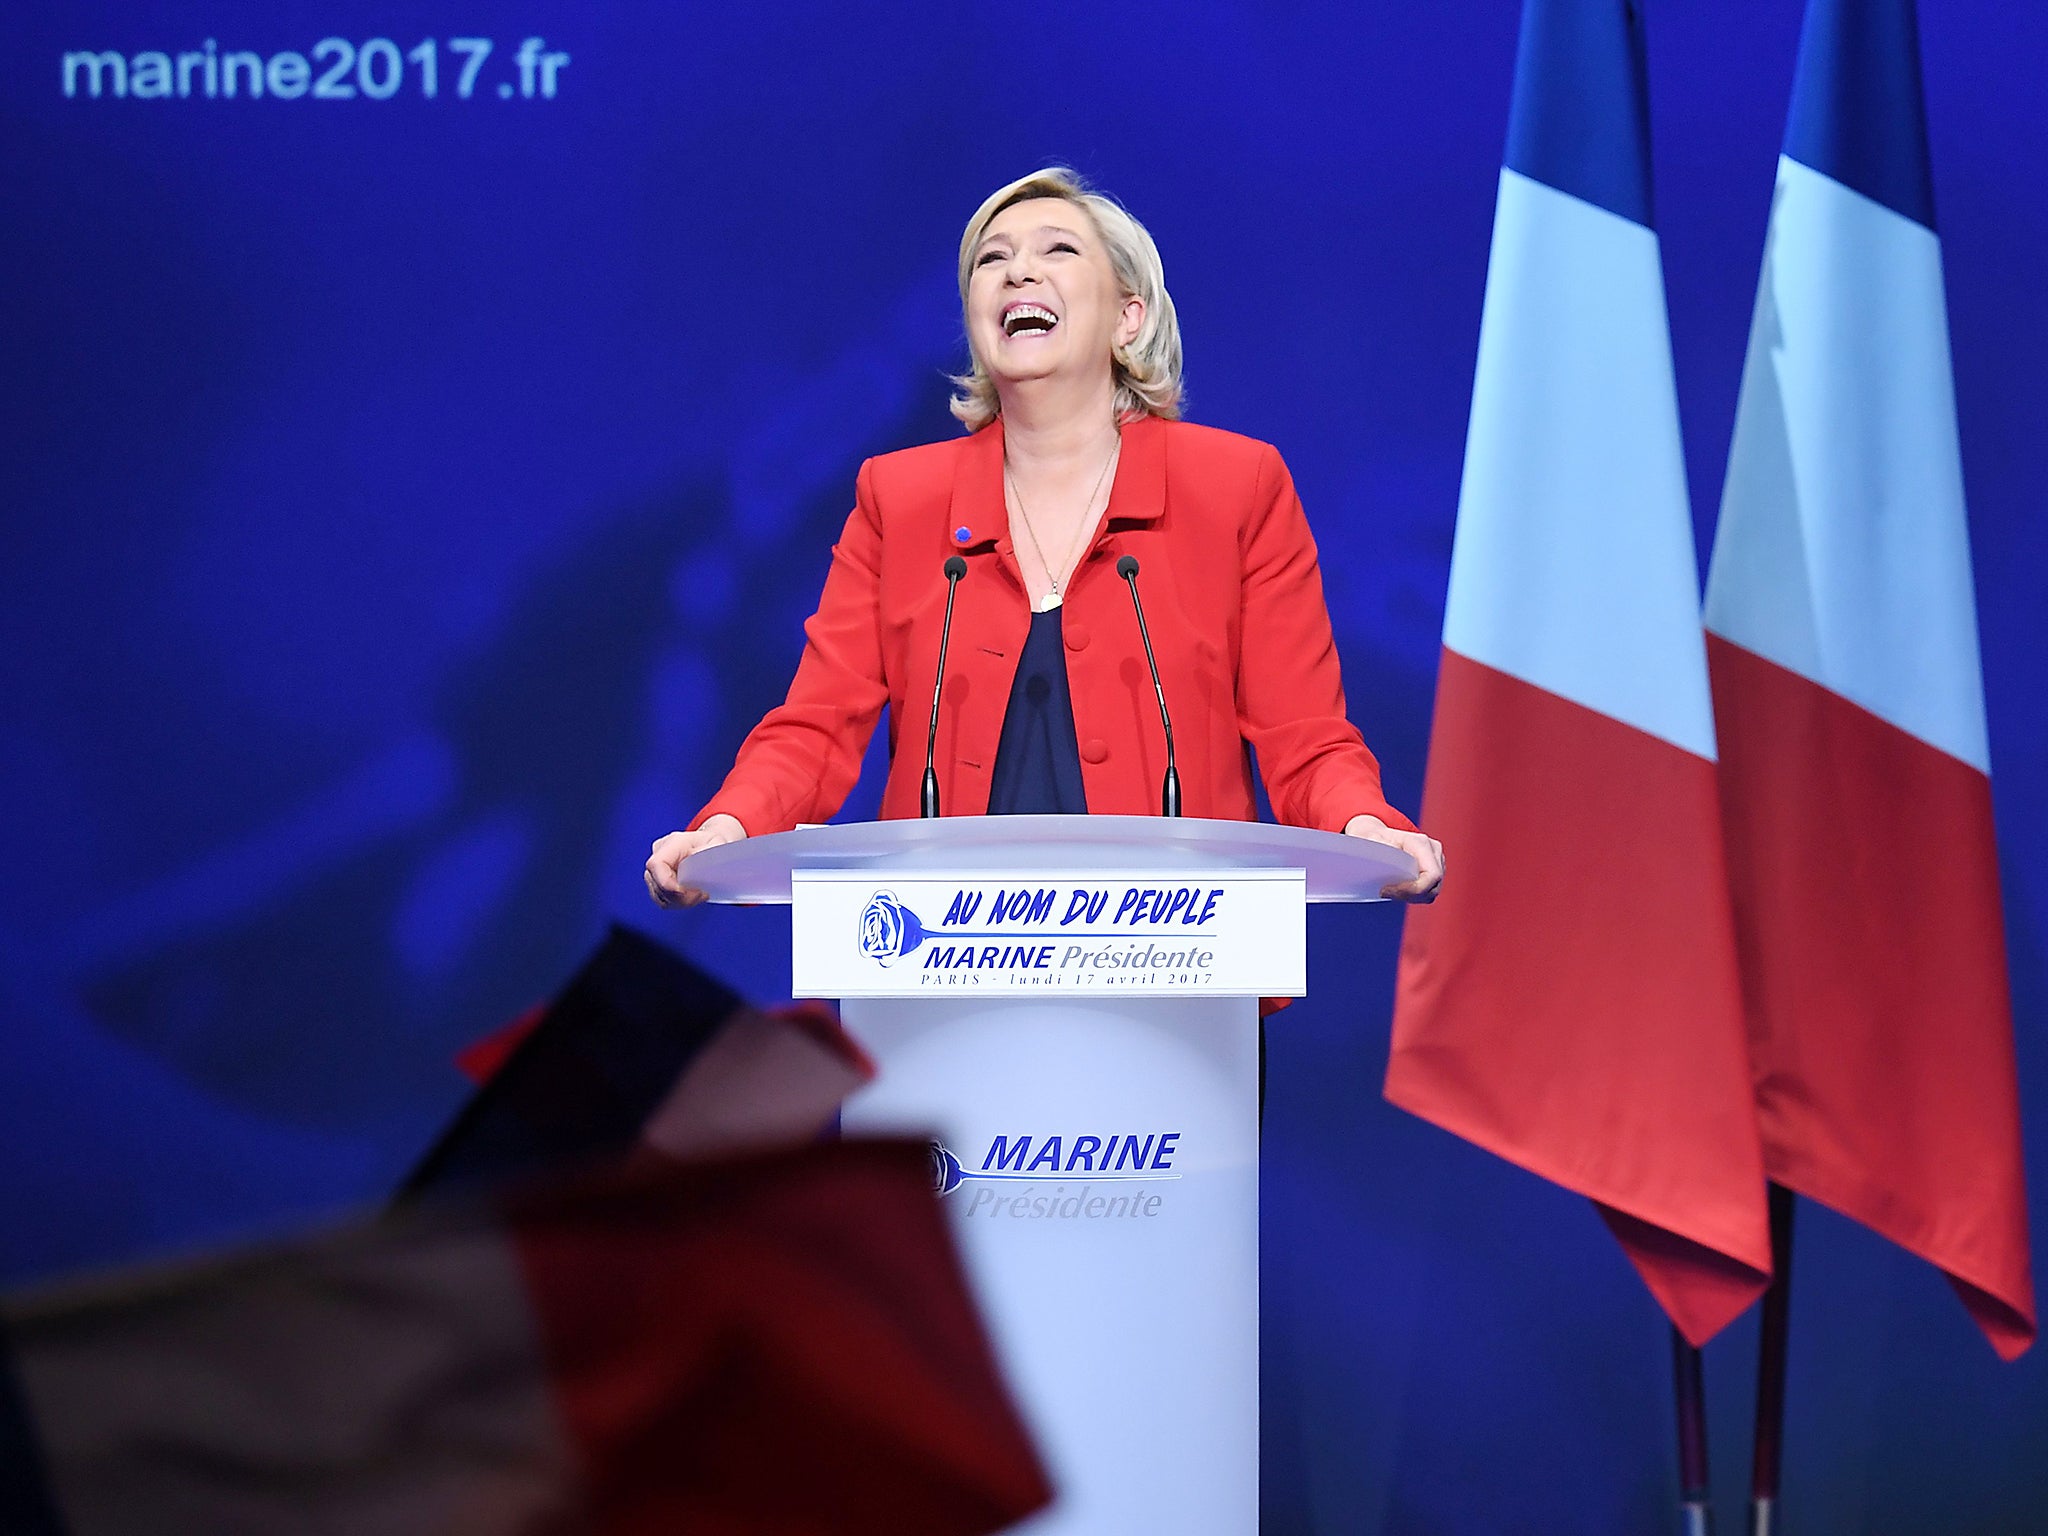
694 413 1415 837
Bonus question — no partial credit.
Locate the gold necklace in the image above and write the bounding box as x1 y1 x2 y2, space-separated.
1006 434 1121 605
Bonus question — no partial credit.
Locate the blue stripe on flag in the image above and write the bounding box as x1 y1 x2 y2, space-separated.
0 1337 65 1536
1783 0 1936 229
1503 0 1655 229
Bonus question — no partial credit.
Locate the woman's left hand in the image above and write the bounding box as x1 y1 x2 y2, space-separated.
1344 814 1444 903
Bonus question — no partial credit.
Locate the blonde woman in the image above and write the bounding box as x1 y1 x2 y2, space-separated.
649 168 1441 905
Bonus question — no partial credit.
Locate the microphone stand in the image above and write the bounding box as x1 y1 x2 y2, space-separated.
1116 555 1181 817
922 555 967 818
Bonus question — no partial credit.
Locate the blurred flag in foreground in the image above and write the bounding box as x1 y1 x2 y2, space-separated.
1389 0 1772 1343
1703 0 2033 1357
0 1140 1050 1536
405 924 872 1199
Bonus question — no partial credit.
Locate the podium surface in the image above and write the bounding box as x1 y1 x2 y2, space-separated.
680 816 1408 1535
678 811 1415 903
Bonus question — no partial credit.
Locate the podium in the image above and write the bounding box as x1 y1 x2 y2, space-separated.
680 813 1412 1535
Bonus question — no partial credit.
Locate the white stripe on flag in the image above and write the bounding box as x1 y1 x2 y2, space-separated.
1444 169 1716 761
1705 155 1989 774
12 1226 574 1535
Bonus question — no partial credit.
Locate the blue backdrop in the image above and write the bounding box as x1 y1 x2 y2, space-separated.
5 2 2043 1529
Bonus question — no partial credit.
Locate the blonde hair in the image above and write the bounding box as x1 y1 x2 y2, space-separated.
949 167 1184 431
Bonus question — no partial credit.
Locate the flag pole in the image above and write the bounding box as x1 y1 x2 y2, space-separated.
1748 1183 1796 1536
1672 1327 1712 1536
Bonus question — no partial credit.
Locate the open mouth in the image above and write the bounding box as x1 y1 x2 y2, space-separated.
1002 304 1060 338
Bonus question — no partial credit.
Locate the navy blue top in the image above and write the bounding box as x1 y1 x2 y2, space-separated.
986 605 1088 815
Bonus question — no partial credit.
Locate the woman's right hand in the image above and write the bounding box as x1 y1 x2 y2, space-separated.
645 814 747 908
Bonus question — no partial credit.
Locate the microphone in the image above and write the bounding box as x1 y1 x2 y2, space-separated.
1116 554 1181 817
922 555 968 818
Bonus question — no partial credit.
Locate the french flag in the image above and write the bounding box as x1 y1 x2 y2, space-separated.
1389 0 1773 1343
1703 0 2034 1357
0 936 1045 1534
0 1142 1052 1535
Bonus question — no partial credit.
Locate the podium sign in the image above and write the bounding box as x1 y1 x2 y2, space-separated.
792 867 1306 998
841 991 1257 1536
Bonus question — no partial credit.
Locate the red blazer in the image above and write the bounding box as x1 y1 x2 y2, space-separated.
693 413 1416 837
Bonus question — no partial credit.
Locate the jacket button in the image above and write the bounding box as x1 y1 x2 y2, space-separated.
1064 623 1090 651
1080 738 1108 763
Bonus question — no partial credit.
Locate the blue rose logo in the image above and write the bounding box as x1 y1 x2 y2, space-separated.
928 1140 965 1196
859 891 927 964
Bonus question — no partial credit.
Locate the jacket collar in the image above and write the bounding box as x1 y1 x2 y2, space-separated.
945 413 1167 560
1103 412 1167 529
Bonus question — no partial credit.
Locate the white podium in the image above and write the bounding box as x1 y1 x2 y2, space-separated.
680 814 1412 1535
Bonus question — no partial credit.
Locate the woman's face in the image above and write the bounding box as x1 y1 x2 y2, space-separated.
966 197 1145 399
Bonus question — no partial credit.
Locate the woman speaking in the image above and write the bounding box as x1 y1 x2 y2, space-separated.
646 168 1442 905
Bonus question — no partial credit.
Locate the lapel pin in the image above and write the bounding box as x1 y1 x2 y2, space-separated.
953 525 973 545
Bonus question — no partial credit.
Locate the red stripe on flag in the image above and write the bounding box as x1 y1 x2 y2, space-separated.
455 1004 548 1085
507 1140 1051 1535
1391 649 1771 1343
1708 635 2035 1358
